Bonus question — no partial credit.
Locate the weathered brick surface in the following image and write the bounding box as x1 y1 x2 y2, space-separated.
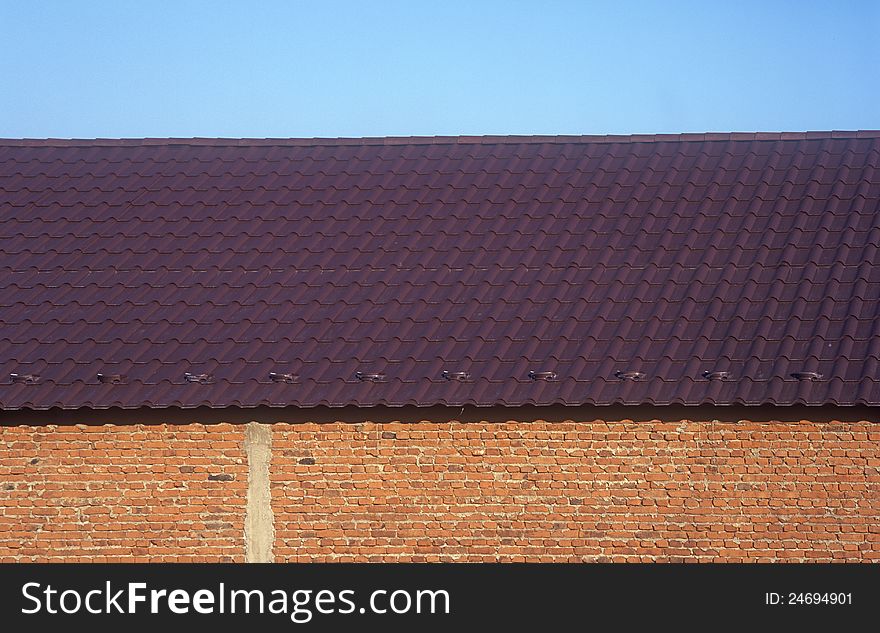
272 417 880 562
0 423 246 562
1 411 879 562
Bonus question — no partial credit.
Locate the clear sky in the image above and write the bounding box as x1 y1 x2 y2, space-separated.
0 0 877 138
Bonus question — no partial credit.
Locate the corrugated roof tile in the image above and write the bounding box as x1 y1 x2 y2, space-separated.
1 132 879 409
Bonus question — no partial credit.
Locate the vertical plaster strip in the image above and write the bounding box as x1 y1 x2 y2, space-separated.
244 422 274 562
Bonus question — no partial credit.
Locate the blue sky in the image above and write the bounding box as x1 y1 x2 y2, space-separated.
0 1 877 138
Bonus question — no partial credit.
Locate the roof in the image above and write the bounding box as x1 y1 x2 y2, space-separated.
1 131 879 410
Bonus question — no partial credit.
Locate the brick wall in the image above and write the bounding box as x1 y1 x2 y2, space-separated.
0 422 247 562
1 407 878 562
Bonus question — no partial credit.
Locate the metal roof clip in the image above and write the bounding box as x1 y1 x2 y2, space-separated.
184 372 215 385
10 373 40 385
528 370 557 381
269 372 298 384
355 371 386 383
702 370 730 381
97 373 126 385
614 370 645 381
441 370 471 382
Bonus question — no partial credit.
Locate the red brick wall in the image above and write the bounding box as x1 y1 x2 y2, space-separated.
1 408 878 562
0 422 246 562
271 417 880 562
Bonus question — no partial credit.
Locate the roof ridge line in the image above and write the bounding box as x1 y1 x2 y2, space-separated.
2 130 880 148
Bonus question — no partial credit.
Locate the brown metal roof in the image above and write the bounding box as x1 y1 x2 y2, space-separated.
1 131 879 409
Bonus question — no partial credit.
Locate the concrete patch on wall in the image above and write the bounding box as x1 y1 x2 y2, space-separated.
244 422 274 563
